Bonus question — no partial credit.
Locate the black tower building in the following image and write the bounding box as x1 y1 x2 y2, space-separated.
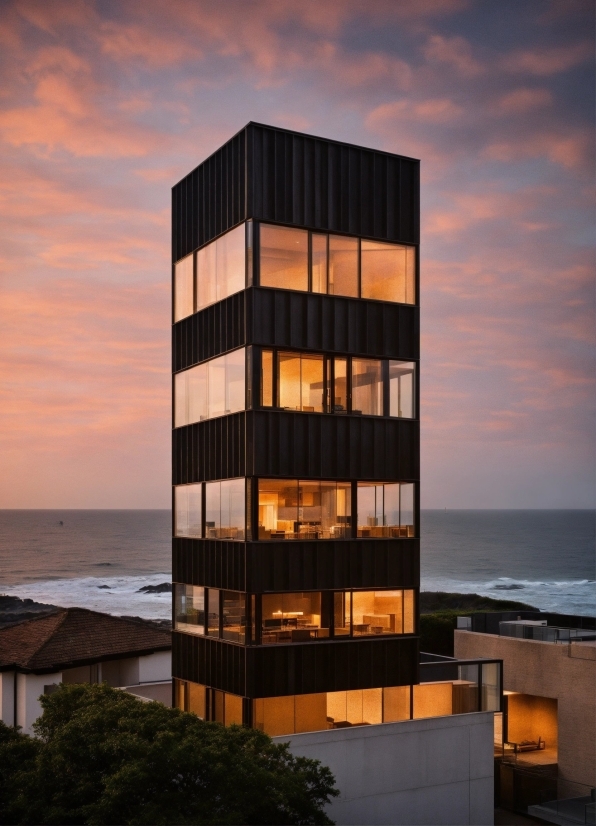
172 123 420 735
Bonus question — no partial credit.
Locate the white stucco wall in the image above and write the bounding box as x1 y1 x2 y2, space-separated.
138 651 171 683
16 671 62 735
0 671 15 725
274 711 495 826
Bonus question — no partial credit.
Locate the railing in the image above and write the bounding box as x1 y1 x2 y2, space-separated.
419 658 503 714
526 775 595 824
499 623 596 643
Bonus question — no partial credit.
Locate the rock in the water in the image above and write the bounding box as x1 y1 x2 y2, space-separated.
137 583 172 594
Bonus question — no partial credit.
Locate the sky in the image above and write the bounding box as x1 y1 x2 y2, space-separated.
0 0 593 509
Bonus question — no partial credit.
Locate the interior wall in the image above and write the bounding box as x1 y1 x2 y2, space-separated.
507 693 558 746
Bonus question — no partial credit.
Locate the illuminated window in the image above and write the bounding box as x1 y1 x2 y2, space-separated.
222 591 246 643
389 361 415 418
261 593 325 644
357 482 415 537
328 234 358 297
205 478 246 540
257 479 351 540
260 225 308 291
174 348 245 427
197 224 245 311
174 253 194 322
174 484 202 538
311 233 327 293
352 359 383 416
361 239 416 304
278 352 324 412
174 584 205 635
261 350 274 406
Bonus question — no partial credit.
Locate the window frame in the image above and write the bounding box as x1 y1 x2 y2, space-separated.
257 347 417 420
256 222 417 306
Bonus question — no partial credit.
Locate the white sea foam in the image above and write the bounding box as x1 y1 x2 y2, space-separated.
421 575 596 615
3 574 172 621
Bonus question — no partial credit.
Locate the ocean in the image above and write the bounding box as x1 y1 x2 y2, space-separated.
0 510 594 621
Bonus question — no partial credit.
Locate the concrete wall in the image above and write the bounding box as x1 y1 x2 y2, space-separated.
274 711 495 825
16 671 61 734
138 651 171 683
455 631 596 787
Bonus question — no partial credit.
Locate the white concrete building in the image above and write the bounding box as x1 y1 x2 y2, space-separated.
0 607 172 734
276 710 495 825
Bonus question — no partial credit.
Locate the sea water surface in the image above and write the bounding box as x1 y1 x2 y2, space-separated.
0 509 594 620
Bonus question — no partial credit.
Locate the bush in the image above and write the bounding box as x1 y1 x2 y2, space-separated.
0 683 338 826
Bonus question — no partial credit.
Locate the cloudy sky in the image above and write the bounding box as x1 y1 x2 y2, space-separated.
0 0 593 509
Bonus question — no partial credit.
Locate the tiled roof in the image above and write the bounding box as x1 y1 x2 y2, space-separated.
0 608 171 673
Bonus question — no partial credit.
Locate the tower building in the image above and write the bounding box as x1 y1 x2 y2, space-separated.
172 123 420 734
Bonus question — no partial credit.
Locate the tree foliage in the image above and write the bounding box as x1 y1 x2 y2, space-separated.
0 683 338 826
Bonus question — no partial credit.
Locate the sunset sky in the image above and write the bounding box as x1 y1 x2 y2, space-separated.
0 0 593 509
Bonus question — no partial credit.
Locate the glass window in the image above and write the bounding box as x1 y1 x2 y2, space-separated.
174 584 205 635
258 479 298 539
205 479 245 540
334 591 351 636
328 235 358 297
188 681 206 718
224 692 243 726
389 361 415 418
352 590 404 636
278 353 324 413
260 225 308 291
197 224 245 311
333 358 348 413
207 588 220 637
261 350 273 406
174 349 245 428
352 359 383 416
361 240 416 304
311 233 327 293
261 593 324 644
174 253 194 322
258 480 351 540
357 482 415 537
222 591 246 643
174 484 202 538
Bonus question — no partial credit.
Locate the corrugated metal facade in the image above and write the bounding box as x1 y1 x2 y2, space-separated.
172 123 421 714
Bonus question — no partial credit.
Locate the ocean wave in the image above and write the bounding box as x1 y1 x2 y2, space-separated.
420 575 596 616
2 574 172 621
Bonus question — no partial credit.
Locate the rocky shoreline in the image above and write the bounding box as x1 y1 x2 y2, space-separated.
0 594 172 630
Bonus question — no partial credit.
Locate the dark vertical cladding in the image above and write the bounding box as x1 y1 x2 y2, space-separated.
173 633 419 697
173 536 419 593
246 122 419 244
172 123 421 731
172 129 246 263
173 412 418 485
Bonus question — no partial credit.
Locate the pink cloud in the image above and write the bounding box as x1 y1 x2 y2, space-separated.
494 87 553 113
423 34 484 76
502 41 592 75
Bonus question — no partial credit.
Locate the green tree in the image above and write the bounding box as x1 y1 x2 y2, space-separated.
0 683 338 826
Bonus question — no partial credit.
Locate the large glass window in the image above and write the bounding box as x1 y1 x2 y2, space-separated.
197 223 245 311
361 240 416 304
311 233 327 293
174 253 194 322
260 225 308 291
328 234 358 297
174 584 205 635
222 591 246 643
174 484 202 538
207 587 220 637
261 593 325 644
352 359 383 416
174 348 245 428
389 361 415 419
261 349 273 406
333 358 348 413
333 589 415 637
258 479 351 539
205 478 245 540
258 225 416 305
357 482 415 537
278 352 324 412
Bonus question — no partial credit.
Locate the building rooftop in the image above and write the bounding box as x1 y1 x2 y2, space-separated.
0 608 171 674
